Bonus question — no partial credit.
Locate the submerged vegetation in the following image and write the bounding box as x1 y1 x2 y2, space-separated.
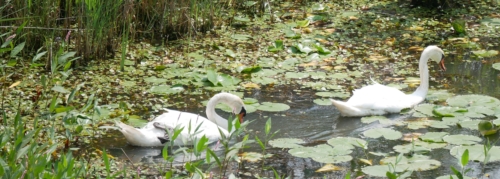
1 0 500 178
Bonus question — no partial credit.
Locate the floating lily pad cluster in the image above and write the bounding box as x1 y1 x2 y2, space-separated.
269 137 367 164
202 96 290 113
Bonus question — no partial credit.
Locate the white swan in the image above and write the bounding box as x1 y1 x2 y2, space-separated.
116 92 247 147
331 45 446 117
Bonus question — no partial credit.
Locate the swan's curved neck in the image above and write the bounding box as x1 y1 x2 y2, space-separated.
411 52 431 98
206 94 229 130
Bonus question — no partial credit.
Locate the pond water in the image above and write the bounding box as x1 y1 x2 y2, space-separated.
100 54 500 178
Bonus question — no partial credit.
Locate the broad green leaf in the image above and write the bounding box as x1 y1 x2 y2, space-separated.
493 63 500 71
461 149 469 167
144 77 168 83
447 95 500 108
363 128 402 140
393 140 446 154
256 102 290 112
450 145 500 163
471 49 498 58
225 49 236 58
52 85 70 93
419 132 448 142
443 134 482 145
313 98 331 105
240 66 262 74
360 116 392 124
327 137 367 149
10 41 25 57
207 69 218 86
288 144 353 163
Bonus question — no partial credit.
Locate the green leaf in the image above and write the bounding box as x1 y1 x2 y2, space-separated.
265 118 271 135
419 132 448 142
55 106 74 113
361 116 392 124
256 102 290 112
102 148 110 175
51 85 70 93
450 145 500 163
234 16 250 22
363 128 402 140
450 166 463 179
7 59 17 67
225 49 236 58
240 66 262 74
296 20 310 28
386 171 397 179
313 98 331 105
447 95 500 108
451 19 466 34
10 41 25 57
58 52 76 64
207 69 218 86
255 136 265 150
443 134 482 145
471 49 498 58
268 40 284 52
461 149 469 167
206 148 221 167
493 63 500 71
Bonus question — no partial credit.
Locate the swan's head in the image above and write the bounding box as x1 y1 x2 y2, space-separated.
216 92 247 123
424 45 446 71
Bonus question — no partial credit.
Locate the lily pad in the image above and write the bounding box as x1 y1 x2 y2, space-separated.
426 90 454 102
144 76 168 84
419 132 448 142
447 95 500 108
327 137 367 149
313 98 331 105
269 138 305 148
285 72 309 79
363 155 440 176
471 49 499 58
288 144 353 164
414 103 437 117
432 106 467 117
121 80 136 87
443 134 482 145
393 140 446 154
363 128 402 140
256 102 290 112
493 63 500 71
360 116 392 124
450 145 500 163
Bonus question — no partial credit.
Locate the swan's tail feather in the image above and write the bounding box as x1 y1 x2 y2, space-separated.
330 99 361 117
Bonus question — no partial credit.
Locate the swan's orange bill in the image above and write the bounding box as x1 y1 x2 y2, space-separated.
439 58 446 71
238 113 244 123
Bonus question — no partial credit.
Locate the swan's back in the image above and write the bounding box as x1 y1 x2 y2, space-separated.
333 84 424 116
150 109 229 145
